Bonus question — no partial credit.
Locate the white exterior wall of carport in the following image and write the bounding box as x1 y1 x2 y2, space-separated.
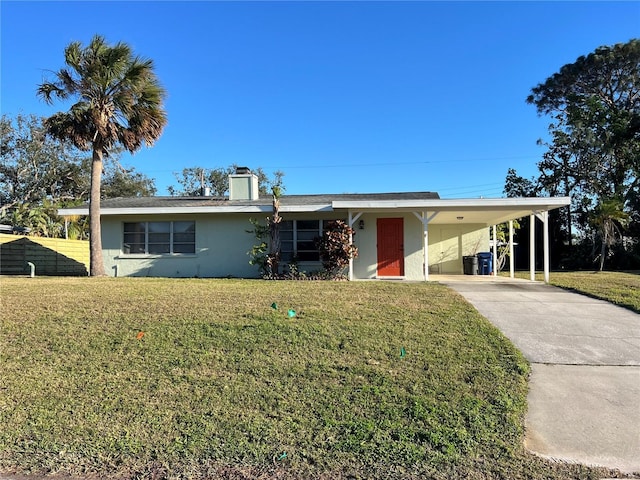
348 209 552 282
348 211 489 281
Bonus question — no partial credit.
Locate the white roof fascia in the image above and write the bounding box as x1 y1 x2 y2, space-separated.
58 205 274 216
57 207 89 216
280 204 334 213
59 197 571 217
331 197 571 210
59 204 335 216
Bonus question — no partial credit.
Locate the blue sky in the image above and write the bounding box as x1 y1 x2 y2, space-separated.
1 1 638 197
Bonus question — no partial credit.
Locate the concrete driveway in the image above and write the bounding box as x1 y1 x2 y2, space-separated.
441 277 640 474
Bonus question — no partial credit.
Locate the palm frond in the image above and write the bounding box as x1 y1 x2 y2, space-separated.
43 111 93 151
36 82 65 104
39 34 167 154
63 41 83 71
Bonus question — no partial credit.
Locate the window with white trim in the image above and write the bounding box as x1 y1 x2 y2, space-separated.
122 221 195 254
281 220 336 262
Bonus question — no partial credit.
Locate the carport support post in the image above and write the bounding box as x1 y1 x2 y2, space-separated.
492 225 498 276
348 211 363 281
413 211 438 281
530 213 535 281
509 220 515 278
422 213 428 281
543 210 550 283
533 210 550 283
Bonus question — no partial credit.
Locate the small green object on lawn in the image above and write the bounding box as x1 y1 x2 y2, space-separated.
287 309 296 318
400 346 406 358
271 302 278 309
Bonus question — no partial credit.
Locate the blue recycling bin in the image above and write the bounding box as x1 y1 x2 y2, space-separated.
477 252 493 275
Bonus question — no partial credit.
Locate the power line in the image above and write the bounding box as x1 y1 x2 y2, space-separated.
437 182 504 192
259 155 539 170
140 155 539 175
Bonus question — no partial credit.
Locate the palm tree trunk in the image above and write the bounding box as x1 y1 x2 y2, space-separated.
269 195 281 276
599 227 607 272
564 175 572 247
89 146 106 276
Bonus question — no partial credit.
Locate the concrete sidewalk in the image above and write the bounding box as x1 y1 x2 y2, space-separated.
442 278 640 474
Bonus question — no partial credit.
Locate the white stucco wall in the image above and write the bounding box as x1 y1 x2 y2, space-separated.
351 213 489 280
351 213 424 280
100 212 489 280
101 214 262 278
428 224 489 274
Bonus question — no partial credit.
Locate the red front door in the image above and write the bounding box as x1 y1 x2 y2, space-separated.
377 218 404 277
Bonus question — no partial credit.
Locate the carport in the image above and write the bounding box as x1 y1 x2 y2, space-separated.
338 197 571 283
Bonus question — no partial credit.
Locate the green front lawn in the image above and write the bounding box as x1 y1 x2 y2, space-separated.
0 278 623 479
512 270 640 313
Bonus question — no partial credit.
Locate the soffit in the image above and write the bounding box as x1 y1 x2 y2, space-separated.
57 194 570 225
332 197 571 226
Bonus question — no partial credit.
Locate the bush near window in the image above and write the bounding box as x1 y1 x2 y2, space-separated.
247 217 270 277
317 220 358 278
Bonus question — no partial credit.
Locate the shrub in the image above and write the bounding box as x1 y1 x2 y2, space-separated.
247 218 270 277
317 220 358 277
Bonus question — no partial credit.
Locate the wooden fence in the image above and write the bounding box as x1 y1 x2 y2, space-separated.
0 234 89 276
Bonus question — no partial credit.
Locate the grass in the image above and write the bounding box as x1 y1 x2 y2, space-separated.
510 270 640 313
0 278 628 479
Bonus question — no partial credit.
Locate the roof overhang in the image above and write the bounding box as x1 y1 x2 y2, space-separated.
58 196 570 226
331 197 571 225
58 204 335 216
59 205 273 216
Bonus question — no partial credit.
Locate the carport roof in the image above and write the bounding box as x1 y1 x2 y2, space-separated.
57 192 570 226
332 197 571 225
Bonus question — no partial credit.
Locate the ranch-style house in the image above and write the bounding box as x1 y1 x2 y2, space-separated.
58 168 570 282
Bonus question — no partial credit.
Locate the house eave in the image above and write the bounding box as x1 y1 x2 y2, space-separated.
58 196 571 221
331 197 571 210
332 197 571 226
58 203 337 216
58 205 274 216
281 204 333 213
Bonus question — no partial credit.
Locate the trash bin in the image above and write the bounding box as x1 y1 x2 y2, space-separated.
463 255 478 275
477 252 493 275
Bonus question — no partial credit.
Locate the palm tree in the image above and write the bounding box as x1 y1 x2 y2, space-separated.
267 172 285 276
38 35 167 276
591 198 630 271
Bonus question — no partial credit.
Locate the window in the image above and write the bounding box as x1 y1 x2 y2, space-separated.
123 221 195 255
280 220 336 262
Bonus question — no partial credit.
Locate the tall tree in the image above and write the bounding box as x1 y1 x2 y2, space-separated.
168 165 271 197
527 39 640 208
591 198 630 271
504 168 539 198
101 163 157 198
0 114 89 209
38 35 167 275
521 39 640 268
1 114 157 239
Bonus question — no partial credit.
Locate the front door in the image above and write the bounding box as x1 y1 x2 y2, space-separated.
377 218 404 277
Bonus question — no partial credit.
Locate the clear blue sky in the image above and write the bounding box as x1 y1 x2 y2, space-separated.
1 1 638 197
